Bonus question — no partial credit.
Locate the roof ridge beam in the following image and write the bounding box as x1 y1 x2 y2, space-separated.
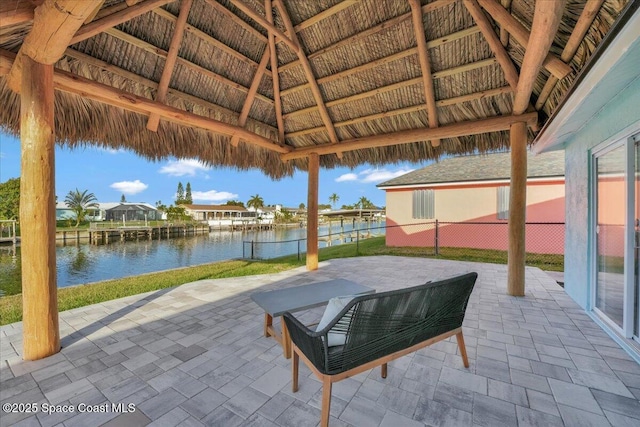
465 0 519 90
513 0 565 114
281 112 538 161
0 49 289 154
228 0 299 53
409 0 440 147
283 58 499 121
266 0 285 144
286 86 512 139
275 0 338 144
147 0 193 132
7 0 105 93
230 48 271 146
477 0 571 79
280 26 481 98
535 0 604 109
151 8 271 78
278 0 456 74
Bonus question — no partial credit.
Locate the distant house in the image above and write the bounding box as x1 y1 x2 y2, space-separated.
103 202 160 222
183 204 255 227
377 150 565 253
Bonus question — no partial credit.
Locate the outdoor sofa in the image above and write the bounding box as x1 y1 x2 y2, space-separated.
283 272 477 427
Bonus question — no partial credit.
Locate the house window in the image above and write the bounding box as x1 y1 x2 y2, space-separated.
412 189 434 219
497 186 510 220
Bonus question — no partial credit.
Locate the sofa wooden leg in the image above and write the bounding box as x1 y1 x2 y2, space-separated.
381 363 387 378
292 349 299 392
321 376 332 427
456 331 469 368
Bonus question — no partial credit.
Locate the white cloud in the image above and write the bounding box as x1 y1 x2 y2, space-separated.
98 147 125 154
110 180 148 195
359 168 414 183
159 159 210 177
192 190 238 202
335 173 358 182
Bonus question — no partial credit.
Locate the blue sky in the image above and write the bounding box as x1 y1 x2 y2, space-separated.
0 130 425 209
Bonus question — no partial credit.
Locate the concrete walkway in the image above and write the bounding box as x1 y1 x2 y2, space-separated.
1 256 639 426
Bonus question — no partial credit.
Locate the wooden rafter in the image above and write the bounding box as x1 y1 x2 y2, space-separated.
7 0 104 93
0 49 287 153
59 48 278 136
281 26 481 98
283 58 500 121
0 0 43 28
203 0 266 42
147 0 192 132
266 0 285 144
286 86 513 139
293 1 356 32
477 0 571 80
279 0 456 74
513 0 566 114
103 27 273 106
499 0 512 46
151 8 271 78
281 112 538 161
228 0 298 53
69 0 173 45
465 0 518 90
275 0 338 144
409 0 440 147
84 2 104 24
535 0 604 109
230 48 271 147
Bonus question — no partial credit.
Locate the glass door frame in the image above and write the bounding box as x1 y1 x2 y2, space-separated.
590 132 637 340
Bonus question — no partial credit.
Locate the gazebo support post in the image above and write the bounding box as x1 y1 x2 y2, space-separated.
20 56 60 360
507 121 527 296
306 153 319 270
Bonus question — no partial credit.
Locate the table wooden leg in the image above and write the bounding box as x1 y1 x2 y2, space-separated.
264 313 272 337
282 319 292 359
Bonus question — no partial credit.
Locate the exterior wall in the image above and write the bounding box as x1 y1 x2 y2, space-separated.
385 182 565 252
563 76 640 309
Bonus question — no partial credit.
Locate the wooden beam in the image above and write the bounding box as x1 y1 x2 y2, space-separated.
147 0 192 131
20 56 60 360
103 27 274 105
7 0 104 93
507 121 527 296
266 0 285 144
60 48 279 135
151 8 271 78
0 0 43 28
499 0 512 46
230 48 270 146
228 0 298 53
202 0 267 42
294 1 356 32
409 0 440 147
535 0 604 109
84 2 104 25
275 0 339 144
281 112 538 161
477 0 571 80
0 51 288 153
283 58 498 121
513 0 566 115
286 86 512 139
465 0 519 90
281 26 481 98
278 0 456 74
306 153 319 271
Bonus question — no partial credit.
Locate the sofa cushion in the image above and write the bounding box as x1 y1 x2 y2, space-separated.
317 296 354 347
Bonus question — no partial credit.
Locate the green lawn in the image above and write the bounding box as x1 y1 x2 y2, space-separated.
0 237 564 325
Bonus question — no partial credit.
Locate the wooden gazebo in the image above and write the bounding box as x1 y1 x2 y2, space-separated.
0 0 632 360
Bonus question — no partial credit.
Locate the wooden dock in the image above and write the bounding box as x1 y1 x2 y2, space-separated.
87 224 210 245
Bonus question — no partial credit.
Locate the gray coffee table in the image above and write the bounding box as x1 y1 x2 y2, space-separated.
251 279 374 358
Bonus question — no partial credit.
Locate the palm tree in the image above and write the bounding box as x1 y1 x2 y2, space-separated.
247 194 265 211
329 193 339 208
357 196 374 209
64 189 99 227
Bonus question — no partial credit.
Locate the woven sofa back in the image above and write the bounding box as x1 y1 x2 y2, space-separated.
325 272 477 374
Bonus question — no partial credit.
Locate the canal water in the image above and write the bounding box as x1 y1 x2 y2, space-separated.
0 221 385 297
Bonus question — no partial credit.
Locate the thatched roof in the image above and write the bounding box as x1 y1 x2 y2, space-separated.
0 0 634 178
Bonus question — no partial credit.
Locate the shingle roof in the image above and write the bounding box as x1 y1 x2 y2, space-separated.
377 150 564 187
184 204 247 212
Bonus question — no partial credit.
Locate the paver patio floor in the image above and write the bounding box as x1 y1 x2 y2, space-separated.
2 256 640 426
